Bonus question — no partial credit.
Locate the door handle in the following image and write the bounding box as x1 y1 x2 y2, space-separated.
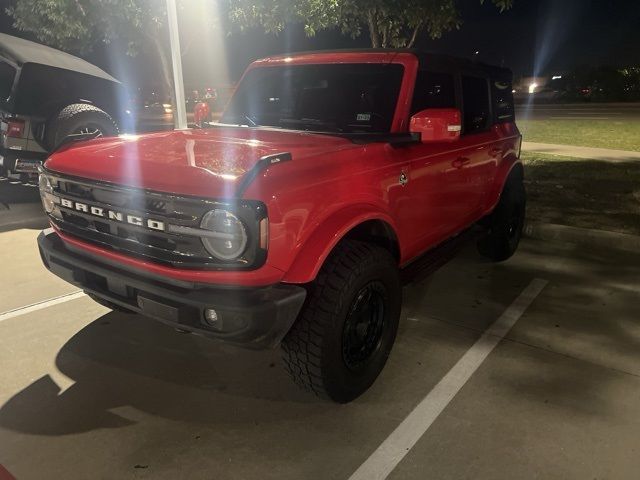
452 157 470 169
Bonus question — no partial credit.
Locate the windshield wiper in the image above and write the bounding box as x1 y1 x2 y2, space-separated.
217 114 258 127
279 118 344 133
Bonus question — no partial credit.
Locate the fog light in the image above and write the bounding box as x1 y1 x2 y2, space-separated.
203 308 219 326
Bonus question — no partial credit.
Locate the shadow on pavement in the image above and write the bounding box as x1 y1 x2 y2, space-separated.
0 180 48 232
0 258 499 438
504 242 640 364
0 311 326 436
0 179 40 204
2 240 637 442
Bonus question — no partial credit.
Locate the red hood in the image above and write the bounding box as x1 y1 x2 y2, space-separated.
45 127 356 198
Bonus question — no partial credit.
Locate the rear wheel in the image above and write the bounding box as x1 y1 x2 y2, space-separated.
477 174 526 262
281 240 401 403
46 103 119 150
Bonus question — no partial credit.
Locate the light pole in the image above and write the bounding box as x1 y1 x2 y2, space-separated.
166 0 187 130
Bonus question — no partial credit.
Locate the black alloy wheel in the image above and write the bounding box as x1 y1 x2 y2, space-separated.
342 281 387 370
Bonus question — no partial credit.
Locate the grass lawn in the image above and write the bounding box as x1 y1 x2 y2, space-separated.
522 152 640 236
518 119 640 152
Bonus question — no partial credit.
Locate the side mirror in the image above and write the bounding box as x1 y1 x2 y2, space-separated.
410 108 462 143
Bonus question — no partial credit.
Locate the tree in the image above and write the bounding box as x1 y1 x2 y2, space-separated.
5 0 175 99
558 66 640 103
227 0 514 48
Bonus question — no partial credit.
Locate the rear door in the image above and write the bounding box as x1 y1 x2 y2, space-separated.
487 73 520 208
453 72 499 222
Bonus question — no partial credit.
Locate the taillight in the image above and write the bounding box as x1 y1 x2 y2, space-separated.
7 119 25 138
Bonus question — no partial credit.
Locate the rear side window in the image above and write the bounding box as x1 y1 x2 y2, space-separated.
492 77 515 123
411 71 456 114
461 75 490 134
0 62 16 101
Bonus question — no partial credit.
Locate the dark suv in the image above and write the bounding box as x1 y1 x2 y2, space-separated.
0 33 126 181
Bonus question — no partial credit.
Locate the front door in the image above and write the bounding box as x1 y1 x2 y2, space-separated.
397 69 487 254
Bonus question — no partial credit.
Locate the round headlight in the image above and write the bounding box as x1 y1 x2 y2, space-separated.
38 174 55 213
200 209 248 260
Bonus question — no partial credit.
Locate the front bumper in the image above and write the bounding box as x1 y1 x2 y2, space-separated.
38 229 306 349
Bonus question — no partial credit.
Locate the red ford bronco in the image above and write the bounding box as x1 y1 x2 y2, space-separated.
37 50 524 402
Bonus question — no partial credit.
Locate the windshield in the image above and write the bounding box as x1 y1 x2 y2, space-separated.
221 63 404 134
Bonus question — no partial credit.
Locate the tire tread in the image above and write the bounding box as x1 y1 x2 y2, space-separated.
47 103 119 150
281 240 395 400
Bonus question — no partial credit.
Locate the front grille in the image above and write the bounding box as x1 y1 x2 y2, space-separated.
43 171 266 270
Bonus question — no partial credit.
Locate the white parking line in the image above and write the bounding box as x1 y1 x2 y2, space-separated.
349 278 548 480
0 291 86 323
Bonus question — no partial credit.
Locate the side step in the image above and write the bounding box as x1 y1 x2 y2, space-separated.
400 226 484 285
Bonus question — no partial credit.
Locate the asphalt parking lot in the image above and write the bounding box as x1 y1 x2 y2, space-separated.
1 184 639 479
0 179 47 234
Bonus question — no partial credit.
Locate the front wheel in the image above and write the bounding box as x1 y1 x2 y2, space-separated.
477 174 526 262
281 240 401 403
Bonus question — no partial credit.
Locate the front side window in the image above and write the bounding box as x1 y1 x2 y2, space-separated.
461 75 490 134
411 71 456 114
222 63 405 134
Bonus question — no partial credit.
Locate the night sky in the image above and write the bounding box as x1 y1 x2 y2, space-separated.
216 0 640 80
1 0 639 87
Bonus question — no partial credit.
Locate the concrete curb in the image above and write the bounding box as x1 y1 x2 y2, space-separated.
523 222 640 253
521 142 640 162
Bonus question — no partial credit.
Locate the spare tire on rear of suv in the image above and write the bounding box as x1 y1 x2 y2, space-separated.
46 103 119 151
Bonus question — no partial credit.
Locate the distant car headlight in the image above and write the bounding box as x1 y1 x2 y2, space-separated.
200 209 248 260
38 173 57 214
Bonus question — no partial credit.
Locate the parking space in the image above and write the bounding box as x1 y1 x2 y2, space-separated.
390 244 640 480
1 217 639 478
0 229 79 312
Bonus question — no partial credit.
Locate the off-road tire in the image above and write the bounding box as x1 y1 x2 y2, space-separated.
477 174 526 262
281 240 401 403
46 103 119 151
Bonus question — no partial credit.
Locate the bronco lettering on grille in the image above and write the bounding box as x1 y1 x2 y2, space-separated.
59 197 166 231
